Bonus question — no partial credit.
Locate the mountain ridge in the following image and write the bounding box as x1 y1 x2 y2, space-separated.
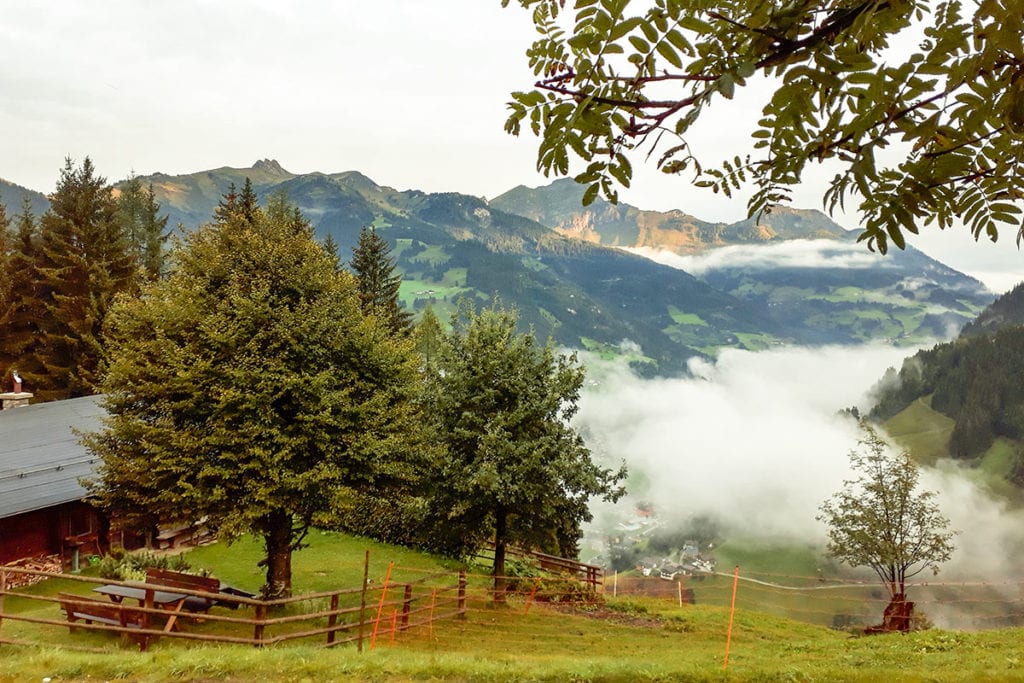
1 162 996 375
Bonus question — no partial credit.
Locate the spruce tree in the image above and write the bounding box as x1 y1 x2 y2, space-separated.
33 157 137 400
350 226 412 337
117 175 169 280
237 177 259 225
213 182 238 224
0 200 11 314
0 198 46 392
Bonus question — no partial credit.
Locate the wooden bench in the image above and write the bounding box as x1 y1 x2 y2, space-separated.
145 568 222 612
58 592 147 649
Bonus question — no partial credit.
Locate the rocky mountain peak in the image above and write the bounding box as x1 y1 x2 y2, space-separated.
252 159 290 176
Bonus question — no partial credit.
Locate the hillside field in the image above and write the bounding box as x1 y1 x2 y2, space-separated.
3 532 1024 682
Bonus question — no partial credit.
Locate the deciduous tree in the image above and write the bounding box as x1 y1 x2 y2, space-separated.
818 423 955 630
85 203 428 598
503 0 1024 252
423 301 624 600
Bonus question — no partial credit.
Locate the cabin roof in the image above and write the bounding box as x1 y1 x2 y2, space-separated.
0 395 104 518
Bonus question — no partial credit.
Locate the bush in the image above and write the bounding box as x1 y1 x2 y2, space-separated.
97 549 191 581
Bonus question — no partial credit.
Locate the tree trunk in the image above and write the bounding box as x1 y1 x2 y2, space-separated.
262 509 293 599
866 593 914 633
493 508 507 604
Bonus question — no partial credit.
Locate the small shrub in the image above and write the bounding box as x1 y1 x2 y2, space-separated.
664 615 695 633
606 599 648 615
96 549 192 581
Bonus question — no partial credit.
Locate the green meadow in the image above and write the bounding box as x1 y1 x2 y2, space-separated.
3 532 1024 681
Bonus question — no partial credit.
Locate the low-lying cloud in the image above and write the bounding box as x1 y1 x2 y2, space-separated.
626 240 887 276
576 344 1024 583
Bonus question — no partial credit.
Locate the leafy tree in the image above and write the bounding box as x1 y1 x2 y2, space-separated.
117 174 169 280
502 0 1024 252
818 423 955 630
349 226 413 337
32 158 137 400
423 301 625 600
85 203 428 598
0 198 45 390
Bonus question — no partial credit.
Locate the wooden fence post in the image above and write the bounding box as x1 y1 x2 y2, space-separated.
389 608 398 646
327 591 340 645
400 584 413 631
0 568 7 643
358 549 369 653
457 570 467 619
254 602 267 647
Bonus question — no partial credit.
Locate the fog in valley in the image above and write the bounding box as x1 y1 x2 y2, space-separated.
575 343 1024 584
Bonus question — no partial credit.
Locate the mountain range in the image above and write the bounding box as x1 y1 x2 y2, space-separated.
1 160 998 375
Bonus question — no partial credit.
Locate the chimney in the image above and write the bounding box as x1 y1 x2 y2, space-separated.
1 369 33 409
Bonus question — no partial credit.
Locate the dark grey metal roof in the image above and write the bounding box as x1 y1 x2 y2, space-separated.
0 395 105 518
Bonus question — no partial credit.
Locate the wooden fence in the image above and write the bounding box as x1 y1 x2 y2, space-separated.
475 543 603 589
0 563 467 652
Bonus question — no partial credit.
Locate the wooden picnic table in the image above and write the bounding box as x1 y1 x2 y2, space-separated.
93 584 189 632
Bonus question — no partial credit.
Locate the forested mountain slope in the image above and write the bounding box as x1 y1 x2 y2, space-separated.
871 284 1024 485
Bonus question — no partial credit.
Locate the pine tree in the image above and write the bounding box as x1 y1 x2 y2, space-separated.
0 199 11 313
213 182 238 224
349 226 412 337
321 234 341 270
117 174 169 280
0 197 46 392
33 157 138 400
412 305 444 367
238 177 259 225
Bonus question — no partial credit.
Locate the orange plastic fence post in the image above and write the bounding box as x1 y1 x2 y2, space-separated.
524 578 541 615
369 561 394 652
723 565 740 670
429 588 437 639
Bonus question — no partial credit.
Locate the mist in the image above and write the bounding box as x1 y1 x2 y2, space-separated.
576 344 1024 582
625 240 886 276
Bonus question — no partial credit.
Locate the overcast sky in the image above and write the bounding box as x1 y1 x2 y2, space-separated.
1 1 1020 291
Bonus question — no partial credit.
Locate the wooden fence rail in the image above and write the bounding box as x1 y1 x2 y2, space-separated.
0 566 468 652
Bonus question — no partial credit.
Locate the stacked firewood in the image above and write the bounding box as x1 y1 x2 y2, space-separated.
2 554 62 589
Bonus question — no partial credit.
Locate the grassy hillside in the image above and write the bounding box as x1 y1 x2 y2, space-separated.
883 395 956 466
4 532 1024 681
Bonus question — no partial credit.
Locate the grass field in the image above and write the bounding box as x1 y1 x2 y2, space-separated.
4 532 1024 681
884 395 956 466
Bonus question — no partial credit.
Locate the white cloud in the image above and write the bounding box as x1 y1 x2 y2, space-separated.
625 240 886 276
577 345 1024 588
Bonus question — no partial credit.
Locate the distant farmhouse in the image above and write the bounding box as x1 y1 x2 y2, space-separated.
0 393 113 566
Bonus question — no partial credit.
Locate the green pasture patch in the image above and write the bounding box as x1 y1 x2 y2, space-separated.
520 256 548 272
407 244 449 267
884 396 955 466
733 332 777 351
667 307 707 326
